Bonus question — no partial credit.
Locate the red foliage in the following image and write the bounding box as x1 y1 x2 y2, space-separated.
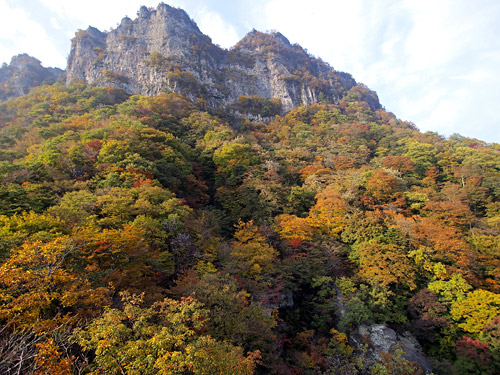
456 336 491 366
288 238 305 249
408 289 449 341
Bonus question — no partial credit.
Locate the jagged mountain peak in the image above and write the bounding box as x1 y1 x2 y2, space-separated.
236 29 293 51
0 54 64 102
8 53 42 68
116 2 204 40
64 3 360 112
136 3 196 25
71 2 208 56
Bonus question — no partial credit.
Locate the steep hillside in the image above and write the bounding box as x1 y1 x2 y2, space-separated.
0 79 499 374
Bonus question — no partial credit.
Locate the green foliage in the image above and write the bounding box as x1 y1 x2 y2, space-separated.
370 349 424 375
213 141 259 185
170 272 277 366
399 138 438 176
147 51 170 69
288 185 316 215
0 211 67 257
338 297 373 331
100 69 129 84
166 69 201 95
428 273 473 305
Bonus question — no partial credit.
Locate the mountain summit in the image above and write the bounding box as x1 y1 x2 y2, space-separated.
0 54 64 102
66 3 363 112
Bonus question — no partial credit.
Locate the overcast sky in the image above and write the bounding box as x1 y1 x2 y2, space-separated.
1 0 499 142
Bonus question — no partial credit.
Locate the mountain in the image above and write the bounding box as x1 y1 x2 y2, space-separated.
0 54 64 102
1 3 499 375
66 3 360 112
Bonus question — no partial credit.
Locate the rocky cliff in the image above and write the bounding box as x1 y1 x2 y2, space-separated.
0 54 64 102
66 3 361 112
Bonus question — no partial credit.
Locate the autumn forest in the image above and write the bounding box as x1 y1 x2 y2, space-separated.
0 72 499 374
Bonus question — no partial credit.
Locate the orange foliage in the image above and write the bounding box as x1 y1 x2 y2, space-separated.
0 237 110 331
394 214 480 284
299 164 333 181
382 156 414 173
354 240 417 290
73 224 159 295
332 156 356 171
275 214 314 242
34 338 73 375
306 187 347 237
365 169 401 203
422 200 474 229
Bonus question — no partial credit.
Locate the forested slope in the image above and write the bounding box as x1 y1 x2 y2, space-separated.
0 82 499 374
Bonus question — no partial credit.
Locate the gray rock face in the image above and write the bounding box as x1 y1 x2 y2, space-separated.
350 324 433 373
0 54 64 102
66 3 359 112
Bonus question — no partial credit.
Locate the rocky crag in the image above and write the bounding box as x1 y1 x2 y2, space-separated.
0 54 64 102
66 3 364 112
350 324 433 373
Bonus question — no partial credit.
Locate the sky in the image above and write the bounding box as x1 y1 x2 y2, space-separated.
1 0 499 143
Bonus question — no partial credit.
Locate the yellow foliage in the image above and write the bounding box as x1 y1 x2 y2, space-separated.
231 220 277 279
450 289 500 336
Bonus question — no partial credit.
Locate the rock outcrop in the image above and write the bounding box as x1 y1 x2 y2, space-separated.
350 324 433 373
0 54 64 102
66 3 360 112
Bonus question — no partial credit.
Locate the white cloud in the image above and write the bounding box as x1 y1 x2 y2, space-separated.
393 0 500 140
258 0 368 69
453 69 490 84
50 16 61 30
402 0 459 71
0 1 66 67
